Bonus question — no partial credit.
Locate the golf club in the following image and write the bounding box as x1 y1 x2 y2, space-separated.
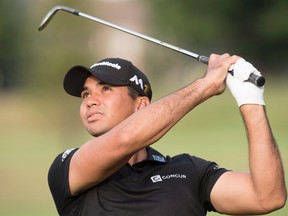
38 5 265 87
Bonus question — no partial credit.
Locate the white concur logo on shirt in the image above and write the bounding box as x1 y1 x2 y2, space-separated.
150 174 187 183
151 175 163 183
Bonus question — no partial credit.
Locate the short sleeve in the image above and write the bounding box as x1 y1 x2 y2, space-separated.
188 155 229 212
48 148 78 214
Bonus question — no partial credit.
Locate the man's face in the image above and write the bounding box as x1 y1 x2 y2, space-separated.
79 76 139 136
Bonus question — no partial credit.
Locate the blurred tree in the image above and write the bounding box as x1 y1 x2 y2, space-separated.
0 1 95 92
0 1 27 89
2 0 287 92
150 0 288 75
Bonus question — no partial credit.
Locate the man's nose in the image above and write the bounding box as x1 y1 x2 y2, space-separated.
86 93 101 107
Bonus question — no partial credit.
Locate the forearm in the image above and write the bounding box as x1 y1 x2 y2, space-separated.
113 78 214 154
112 54 240 154
240 105 286 207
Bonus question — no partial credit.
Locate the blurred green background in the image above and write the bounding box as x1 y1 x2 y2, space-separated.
0 0 287 215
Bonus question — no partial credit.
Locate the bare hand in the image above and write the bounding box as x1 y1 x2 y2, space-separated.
204 53 240 96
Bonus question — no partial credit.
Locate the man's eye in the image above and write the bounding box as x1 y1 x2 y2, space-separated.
102 86 112 92
81 92 90 99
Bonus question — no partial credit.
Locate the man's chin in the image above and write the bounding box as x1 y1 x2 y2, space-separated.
87 128 109 137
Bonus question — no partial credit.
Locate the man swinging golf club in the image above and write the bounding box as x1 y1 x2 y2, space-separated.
48 54 286 216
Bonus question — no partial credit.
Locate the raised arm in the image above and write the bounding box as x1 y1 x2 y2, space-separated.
211 105 286 214
211 60 287 214
68 54 238 195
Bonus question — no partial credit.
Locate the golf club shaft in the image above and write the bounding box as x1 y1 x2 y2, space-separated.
38 5 265 87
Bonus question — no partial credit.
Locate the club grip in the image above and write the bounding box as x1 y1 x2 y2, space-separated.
247 73 265 87
197 55 265 87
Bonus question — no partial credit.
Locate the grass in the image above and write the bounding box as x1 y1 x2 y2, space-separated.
0 80 287 216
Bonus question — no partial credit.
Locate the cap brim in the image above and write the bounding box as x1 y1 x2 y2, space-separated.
63 66 92 97
63 65 129 97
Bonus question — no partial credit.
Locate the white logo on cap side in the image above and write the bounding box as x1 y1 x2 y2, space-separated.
91 61 121 70
129 75 144 90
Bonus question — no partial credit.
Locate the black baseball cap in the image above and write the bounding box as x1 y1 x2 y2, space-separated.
63 58 152 100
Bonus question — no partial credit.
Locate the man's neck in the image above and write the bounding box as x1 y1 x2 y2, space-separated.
128 148 148 165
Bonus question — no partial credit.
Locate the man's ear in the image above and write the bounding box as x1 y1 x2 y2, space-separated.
136 97 150 110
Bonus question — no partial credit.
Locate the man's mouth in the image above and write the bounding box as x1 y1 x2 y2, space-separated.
87 111 103 122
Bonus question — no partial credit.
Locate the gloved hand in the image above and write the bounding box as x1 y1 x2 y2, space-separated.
226 58 265 107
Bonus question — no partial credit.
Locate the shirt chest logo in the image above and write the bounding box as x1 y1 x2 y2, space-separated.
151 175 163 183
150 174 187 183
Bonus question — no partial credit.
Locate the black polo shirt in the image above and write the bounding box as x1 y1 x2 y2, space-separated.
48 147 228 216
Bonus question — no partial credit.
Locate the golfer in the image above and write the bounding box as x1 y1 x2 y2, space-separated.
48 54 286 215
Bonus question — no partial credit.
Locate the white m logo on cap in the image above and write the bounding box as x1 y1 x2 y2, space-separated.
129 75 144 90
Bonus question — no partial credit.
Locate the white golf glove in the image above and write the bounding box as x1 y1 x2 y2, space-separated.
226 58 265 107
